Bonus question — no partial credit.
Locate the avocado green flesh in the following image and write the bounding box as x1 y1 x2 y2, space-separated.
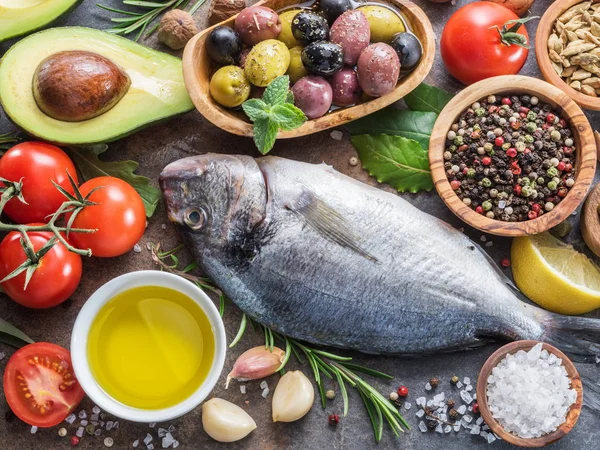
0 27 194 145
0 0 81 43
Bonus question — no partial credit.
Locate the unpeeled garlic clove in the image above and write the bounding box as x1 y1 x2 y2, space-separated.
272 370 315 422
202 398 257 443
226 346 285 388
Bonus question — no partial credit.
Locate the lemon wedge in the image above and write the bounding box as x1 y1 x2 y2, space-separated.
511 232 600 315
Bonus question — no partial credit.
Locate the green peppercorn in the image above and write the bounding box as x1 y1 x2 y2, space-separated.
454 136 464 145
449 145 457 153
467 168 476 178
550 130 561 141
85 424 96 436
502 143 510 151
482 200 492 211
521 185 532 197
547 167 559 177
524 135 534 143
547 180 558 190
484 142 493 153
521 177 531 186
526 122 537 133
537 177 545 185
475 107 486 117
527 111 537 121
481 178 492 187
516 142 526 152
489 188 498 198
450 375 459 384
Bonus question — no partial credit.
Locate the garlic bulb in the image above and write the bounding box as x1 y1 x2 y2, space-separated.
226 346 285 388
272 370 315 422
202 398 257 442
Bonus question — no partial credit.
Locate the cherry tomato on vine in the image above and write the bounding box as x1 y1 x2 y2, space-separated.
440 3 531 85
0 228 82 308
0 142 78 224
67 177 146 257
3 342 85 427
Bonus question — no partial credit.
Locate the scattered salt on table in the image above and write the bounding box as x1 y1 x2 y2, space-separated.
404 402 411 410
418 421 428 433
158 428 167 438
415 409 425 418
106 421 114 431
425 382 432 391
466 384 473 392
149 422 156 428
487 433 497 443
261 387 270 398
460 390 473 404
91 413 100 422
415 396 426 407
260 381 268 390
457 405 467 415
162 433 176 448
95 429 102 436
76 427 84 438
476 417 484 426
463 377 471 385
172 441 180 448
444 425 452 434
456 381 463 389
147 444 154 450
462 415 473 424
133 440 139 448
330 130 343 141
30 426 38 434
240 385 246 394
65 413 76 424
435 424 444 434
168 425 176 433
453 422 461 432
144 433 153 445
133 243 142 253
92 406 101 414
78 410 87 419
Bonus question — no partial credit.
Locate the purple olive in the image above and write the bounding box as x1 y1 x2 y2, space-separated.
234 6 282 46
291 76 333 119
330 10 370 66
330 68 362 107
357 43 400 97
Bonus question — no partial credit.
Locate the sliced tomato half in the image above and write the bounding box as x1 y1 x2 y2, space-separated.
3 343 85 427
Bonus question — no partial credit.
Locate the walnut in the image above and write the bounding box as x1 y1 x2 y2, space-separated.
208 0 246 25
158 9 199 50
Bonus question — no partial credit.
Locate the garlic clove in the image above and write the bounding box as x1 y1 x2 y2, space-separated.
226 346 285 388
272 370 315 422
202 398 257 442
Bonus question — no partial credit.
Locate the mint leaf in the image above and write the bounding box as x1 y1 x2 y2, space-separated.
242 99 269 121
65 144 161 217
286 91 294 104
351 134 433 193
346 109 437 149
404 83 454 114
271 104 307 131
263 76 290 105
253 118 279 155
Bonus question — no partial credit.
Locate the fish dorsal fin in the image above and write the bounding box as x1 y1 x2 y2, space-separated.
286 189 378 262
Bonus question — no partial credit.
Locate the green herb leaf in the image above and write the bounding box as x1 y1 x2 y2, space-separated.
241 99 269 121
253 118 279 155
0 317 34 348
65 144 161 217
403 83 454 114
263 75 291 105
351 134 433 193
271 104 307 131
346 109 438 149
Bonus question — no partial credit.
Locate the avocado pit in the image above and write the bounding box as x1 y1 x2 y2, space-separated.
33 50 131 122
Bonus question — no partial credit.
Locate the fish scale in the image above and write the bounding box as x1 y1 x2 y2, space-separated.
160 154 600 360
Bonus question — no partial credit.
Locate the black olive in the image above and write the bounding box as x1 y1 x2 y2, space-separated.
206 26 242 65
319 0 353 24
292 12 329 45
389 32 422 71
301 41 344 76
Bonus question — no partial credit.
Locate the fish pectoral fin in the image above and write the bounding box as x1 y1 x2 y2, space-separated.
287 190 378 263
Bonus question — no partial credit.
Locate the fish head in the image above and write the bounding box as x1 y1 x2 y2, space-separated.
159 154 267 253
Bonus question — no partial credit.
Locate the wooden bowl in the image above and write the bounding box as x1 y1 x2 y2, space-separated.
476 340 583 448
182 0 435 138
429 75 596 237
536 0 600 111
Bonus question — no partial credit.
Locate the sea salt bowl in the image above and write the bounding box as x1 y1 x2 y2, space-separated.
71 270 227 423
476 340 583 448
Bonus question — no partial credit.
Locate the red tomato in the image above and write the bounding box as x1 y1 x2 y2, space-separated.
440 3 529 85
4 343 85 427
67 177 146 257
0 142 78 224
0 228 82 308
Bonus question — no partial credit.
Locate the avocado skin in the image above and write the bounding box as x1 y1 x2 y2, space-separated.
0 27 195 145
0 1 83 44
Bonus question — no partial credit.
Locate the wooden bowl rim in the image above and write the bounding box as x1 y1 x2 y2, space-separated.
535 0 600 111
182 0 436 138
476 340 583 448
429 75 596 237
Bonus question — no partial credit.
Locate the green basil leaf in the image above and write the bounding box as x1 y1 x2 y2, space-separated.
242 99 269 121
351 134 433 193
0 317 34 348
65 144 161 217
263 76 291 106
346 109 437 149
253 118 279 155
403 83 454 114
271 104 307 131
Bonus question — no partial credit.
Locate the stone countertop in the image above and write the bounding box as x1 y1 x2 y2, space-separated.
0 0 599 448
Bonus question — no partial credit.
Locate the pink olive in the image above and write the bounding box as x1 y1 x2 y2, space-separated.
291 76 333 119
357 43 400 97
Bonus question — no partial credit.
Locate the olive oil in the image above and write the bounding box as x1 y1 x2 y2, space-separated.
88 286 215 409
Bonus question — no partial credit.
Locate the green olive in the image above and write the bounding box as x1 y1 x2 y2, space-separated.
286 46 308 84
358 5 405 43
278 9 302 49
209 65 251 108
244 39 290 87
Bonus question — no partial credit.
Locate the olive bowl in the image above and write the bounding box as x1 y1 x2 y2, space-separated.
182 0 435 138
429 75 596 237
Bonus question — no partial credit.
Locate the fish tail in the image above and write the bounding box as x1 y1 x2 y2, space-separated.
541 314 600 363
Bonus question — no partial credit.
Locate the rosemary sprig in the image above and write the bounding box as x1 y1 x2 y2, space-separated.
97 0 208 41
150 243 410 442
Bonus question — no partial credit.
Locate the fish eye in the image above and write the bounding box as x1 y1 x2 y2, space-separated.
184 208 206 230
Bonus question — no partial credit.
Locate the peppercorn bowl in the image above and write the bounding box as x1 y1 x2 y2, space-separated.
182 0 435 138
536 0 600 111
476 340 583 447
429 75 596 237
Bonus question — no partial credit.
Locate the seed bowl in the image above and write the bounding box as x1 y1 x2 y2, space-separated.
429 75 596 237
536 0 600 111
476 340 583 448
182 0 435 138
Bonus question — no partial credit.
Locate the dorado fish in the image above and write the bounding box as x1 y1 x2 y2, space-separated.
160 154 600 360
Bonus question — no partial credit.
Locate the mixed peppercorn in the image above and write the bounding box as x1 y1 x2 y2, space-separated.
444 94 577 222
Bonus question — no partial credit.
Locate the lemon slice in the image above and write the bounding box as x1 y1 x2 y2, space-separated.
511 232 600 315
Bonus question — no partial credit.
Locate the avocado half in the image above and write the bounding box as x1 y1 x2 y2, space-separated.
0 27 194 145
0 0 82 43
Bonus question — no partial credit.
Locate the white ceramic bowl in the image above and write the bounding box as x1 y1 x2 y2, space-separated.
71 270 227 422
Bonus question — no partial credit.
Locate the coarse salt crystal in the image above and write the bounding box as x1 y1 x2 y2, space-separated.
456 381 463 389
463 377 471 385
425 382 432 391
453 422 461 432
133 440 139 448
476 417 484 426
330 130 343 140
92 406 101 414
106 421 114 431
487 433 497 443
435 424 444 434
260 381 268 389
95 429 102 436
470 425 481 435
114 421 119 429
80 420 88 426
460 390 473 404
463 415 473 424
418 421 428 433
147 445 154 450
149 422 156 429
158 428 167 438
76 427 84 438
0 352 5 361
466 384 473 392
240 385 246 394
78 410 87 419
144 433 153 445
457 405 467 415
416 397 426 407
30 426 38 434
168 425 176 433
444 425 452 434
91 413 100 422
162 433 176 448
65 413 76 424
404 402 411 410
172 441 179 448
261 387 270 398
416 409 425 418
